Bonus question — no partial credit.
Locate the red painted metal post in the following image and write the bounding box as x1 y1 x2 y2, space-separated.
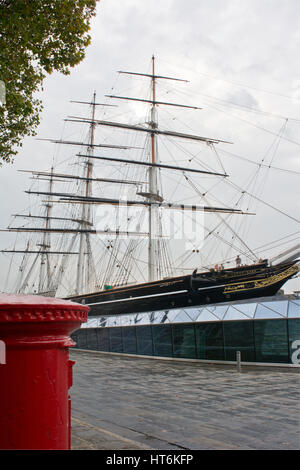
0 294 88 450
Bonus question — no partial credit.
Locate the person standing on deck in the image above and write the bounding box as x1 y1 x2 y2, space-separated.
236 255 241 267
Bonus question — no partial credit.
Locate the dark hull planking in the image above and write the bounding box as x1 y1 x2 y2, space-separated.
67 261 299 316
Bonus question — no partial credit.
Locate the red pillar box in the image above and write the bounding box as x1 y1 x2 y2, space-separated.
0 294 88 450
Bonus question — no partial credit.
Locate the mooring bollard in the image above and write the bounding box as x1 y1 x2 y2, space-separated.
236 350 241 372
0 294 88 450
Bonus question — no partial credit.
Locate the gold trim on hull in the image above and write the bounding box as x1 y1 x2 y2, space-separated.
223 264 299 294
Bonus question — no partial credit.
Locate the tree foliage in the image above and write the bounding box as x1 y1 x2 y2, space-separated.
0 0 98 164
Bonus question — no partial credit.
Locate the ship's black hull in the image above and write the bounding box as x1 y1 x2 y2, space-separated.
67 261 298 316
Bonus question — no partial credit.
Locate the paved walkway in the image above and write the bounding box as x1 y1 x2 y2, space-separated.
70 350 300 450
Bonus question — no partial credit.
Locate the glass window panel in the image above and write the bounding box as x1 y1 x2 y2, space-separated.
254 319 288 363
93 315 106 322
194 308 204 320
207 305 228 320
109 327 123 353
181 308 198 321
172 324 196 359
164 309 182 322
136 325 153 356
173 311 193 323
106 317 119 327
160 311 170 323
262 301 288 317
73 328 87 349
122 327 137 354
224 307 249 321
117 316 126 326
196 309 219 322
71 330 78 340
223 321 255 361
132 313 142 324
86 328 98 350
71 330 80 348
195 323 224 360
255 304 282 319
85 318 99 328
288 301 300 318
133 313 151 325
232 303 257 317
288 319 300 364
184 307 203 321
152 325 173 357
149 311 165 324
122 314 136 325
116 315 128 326
148 312 156 323
97 328 109 352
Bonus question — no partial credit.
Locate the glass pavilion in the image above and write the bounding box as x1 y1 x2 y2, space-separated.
71 296 300 365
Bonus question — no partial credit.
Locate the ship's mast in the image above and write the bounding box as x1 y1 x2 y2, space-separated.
148 56 159 281
62 59 252 285
38 166 53 292
2 60 258 294
75 92 96 294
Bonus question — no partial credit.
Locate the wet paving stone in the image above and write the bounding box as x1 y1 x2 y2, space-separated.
70 350 300 450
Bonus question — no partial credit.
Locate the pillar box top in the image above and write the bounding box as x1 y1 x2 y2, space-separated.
0 294 89 324
0 294 89 349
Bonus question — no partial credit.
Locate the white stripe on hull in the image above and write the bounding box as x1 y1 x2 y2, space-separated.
86 284 226 307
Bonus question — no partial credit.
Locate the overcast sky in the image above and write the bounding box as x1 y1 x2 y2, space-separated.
0 0 299 294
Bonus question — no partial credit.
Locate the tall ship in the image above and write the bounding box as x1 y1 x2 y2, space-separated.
1 57 299 315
